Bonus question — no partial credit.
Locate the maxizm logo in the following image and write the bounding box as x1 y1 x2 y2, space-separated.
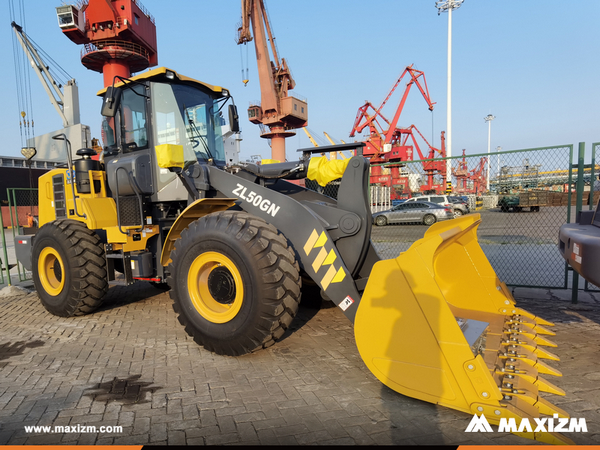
465 414 587 433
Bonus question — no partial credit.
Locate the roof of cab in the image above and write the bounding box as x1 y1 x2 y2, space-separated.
96 67 226 97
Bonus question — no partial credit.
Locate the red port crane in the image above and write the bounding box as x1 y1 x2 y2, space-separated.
453 149 488 194
56 0 158 87
350 65 435 159
236 0 308 162
349 65 447 195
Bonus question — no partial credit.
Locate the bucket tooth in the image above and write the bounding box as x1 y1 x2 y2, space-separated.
532 359 563 377
534 375 566 396
531 324 556 337
500 378 568 418
506 317 556 336
515 307 555 327
501 338 560 361
536 397 570 418
499 349 562 377
531 334 558 347
497 368 565 396
503 323 557 345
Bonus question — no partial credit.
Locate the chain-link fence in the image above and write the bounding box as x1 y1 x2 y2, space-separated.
309 145 577 288
0 145 593 290
584 142 600 292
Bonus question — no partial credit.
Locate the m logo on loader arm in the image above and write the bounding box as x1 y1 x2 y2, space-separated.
465 414 493 433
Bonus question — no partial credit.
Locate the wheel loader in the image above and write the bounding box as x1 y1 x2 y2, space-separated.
15 67 571 444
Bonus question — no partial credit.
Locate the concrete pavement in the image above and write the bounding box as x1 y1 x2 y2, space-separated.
1 282 600 445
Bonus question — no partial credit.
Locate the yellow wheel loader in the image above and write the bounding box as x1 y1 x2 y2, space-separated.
15 67 570 444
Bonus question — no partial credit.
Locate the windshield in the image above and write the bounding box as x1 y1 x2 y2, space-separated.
151 82 225 165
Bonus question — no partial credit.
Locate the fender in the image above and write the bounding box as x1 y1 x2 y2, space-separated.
160 198 237 266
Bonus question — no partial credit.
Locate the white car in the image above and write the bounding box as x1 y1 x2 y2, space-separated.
405 195 469 217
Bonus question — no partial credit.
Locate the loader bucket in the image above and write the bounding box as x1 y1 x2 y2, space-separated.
355 214 572 444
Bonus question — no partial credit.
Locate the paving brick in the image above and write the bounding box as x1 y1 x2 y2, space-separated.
1 285 598 445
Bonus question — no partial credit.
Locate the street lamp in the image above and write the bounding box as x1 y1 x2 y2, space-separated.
484 113 495 191
436 0 464 194
495 145 502 181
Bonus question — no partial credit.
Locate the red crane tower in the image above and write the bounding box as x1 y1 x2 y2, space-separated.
349 65 446 196
236 0 308 162
56 0 158 87
453 149 488 194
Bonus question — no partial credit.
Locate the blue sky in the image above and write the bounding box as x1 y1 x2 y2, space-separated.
2 0 600 163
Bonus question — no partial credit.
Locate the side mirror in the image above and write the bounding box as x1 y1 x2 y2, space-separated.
101 86 122 117
228 104 240 133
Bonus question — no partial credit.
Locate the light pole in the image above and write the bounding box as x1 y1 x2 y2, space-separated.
495 145 502 181
484 114 495 191
436 0 464 194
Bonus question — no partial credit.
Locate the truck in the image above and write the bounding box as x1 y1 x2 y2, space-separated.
14 67 570 444
498 190 549 212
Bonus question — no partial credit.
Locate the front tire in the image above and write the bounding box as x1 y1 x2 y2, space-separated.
453 209 463 217
375 215 388 226
167 211 301 356
32 220 108 317
423 214 436 226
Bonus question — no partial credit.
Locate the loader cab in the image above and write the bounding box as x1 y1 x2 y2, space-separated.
100 67 234 202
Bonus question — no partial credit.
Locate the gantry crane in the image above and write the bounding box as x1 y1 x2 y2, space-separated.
236 0 307 162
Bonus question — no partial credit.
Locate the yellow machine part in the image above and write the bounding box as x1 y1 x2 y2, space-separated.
37 167 159 252
355 214 572 445
307 156 351 187
160 198 237 267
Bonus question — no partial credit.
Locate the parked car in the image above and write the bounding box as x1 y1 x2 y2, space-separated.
372 201 454 226
405 195 469 217
447 196 471 214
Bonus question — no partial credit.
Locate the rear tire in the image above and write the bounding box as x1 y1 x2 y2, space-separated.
32 219 108 317
423 214 436 226
375 215 387 226
167 211 301 356
453 209 463 217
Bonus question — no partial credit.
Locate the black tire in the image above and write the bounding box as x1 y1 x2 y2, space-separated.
167 211 301 356
150 281 171 291
423 214 436 226
32 219 108 317
375 215 387 226
453 209 463 217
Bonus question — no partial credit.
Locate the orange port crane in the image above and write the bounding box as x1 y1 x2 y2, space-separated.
56 0 158 88
236 0 307 162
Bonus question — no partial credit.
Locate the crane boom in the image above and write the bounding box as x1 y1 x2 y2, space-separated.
236 0 307 162
12 21 80 128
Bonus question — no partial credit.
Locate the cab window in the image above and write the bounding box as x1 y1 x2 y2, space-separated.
120 84 148 151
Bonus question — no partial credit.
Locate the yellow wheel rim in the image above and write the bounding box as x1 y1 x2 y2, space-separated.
38 247 65 296
187 251 244 323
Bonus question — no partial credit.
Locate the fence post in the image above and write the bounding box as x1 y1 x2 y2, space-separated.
571 142 586 303
589 145 596 211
